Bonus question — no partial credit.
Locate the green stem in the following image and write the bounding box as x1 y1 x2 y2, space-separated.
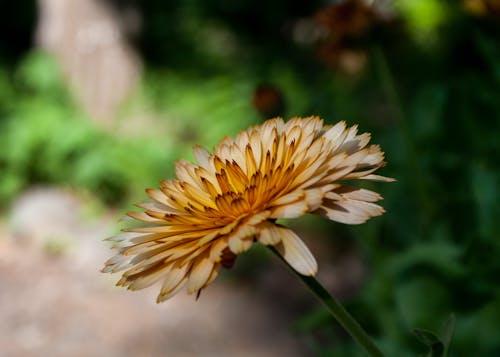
269 247 385 357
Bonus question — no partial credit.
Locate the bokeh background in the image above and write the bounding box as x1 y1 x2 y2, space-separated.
1 0 499 356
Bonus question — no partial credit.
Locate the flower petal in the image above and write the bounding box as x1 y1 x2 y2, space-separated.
275 228 317 276
332 186 382 202
360 174 395 182
128 263 172 291
193 145 212 170
187 254 215 294
304 188 325 210
270 200 309 219
157 277 188 303
317 199 385 224
257 222 282 245
323 120 347 147
228 225 257 254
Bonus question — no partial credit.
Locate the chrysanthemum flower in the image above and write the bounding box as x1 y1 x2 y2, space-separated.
103 117 393 302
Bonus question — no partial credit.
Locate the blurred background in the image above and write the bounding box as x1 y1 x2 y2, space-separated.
0 0 499 356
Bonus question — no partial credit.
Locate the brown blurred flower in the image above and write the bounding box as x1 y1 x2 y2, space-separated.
312 0 392 73
463 0 500 16
252 84 286 119
103 117 393 302
315 0 376 39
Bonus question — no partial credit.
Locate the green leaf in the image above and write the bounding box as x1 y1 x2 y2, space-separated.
388 240 464 277
413 314 456 357
441 314 456 357
413 328 444 357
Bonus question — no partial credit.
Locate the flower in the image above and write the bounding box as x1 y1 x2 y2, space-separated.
463 0 500 16
252 84 286 119
102 117 393 302
311 0 395 74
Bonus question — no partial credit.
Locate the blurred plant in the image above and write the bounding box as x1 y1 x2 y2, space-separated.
0 51 174 207
395 0 450 49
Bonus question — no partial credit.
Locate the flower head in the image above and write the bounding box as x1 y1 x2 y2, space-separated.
103 117 393 302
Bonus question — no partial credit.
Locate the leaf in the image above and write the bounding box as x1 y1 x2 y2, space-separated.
388 240 464 277
413 328 444 357
413 314 456 357
440 314 456 357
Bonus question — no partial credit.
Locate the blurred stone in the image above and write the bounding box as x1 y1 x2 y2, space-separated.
36 0 142 123
8 186 110 269
1 187 309 356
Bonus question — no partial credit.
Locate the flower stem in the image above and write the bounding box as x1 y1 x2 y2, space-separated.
269 247 385 357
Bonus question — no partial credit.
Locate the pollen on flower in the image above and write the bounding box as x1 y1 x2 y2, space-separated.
102 116 394 303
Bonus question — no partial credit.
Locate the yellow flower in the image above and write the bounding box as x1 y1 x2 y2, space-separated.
103 117 393 302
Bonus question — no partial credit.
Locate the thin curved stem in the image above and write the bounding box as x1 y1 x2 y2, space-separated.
269 247 385 357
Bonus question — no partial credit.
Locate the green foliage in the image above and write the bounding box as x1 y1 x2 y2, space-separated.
0 52 174 207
